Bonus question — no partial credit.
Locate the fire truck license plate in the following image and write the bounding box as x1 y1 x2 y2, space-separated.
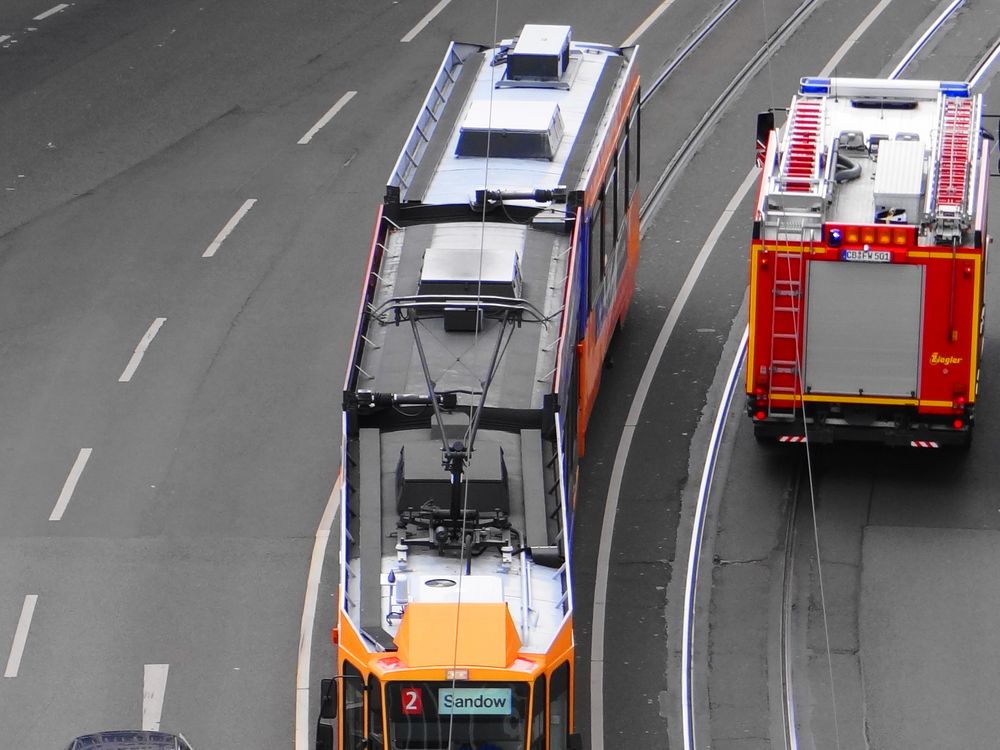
841 248 891 263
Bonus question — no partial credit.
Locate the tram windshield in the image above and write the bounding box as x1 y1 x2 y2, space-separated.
386 681 530 750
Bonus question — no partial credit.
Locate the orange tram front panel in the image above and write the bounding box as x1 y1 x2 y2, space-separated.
746 76 991 447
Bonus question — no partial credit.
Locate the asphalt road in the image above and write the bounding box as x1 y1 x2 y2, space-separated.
684 2 1000 749
0 1 723 747
2 1 999 749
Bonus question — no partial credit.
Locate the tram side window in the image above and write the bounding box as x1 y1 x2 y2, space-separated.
630 102 640 186
602 179 614 269
531 676 546 750
368 675 385 750
589 197 604 306
623 134 631 212
343 661 366 750
616 144 628 242
549 663 570 750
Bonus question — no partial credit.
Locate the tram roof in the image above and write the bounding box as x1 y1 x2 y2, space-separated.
391 25 636 207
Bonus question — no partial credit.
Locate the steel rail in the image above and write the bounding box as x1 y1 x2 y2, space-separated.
640 0 743 106
778 463 804 750
888 0 964 79
592 0 828 746
638 0 823 228
676 5 986 750
678 328 748 750
969 34 1000 88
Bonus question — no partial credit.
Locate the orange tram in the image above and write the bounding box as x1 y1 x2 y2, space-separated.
748 77 993 447
317 25 640 750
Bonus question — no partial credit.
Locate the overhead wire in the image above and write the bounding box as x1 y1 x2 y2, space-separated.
445 1 505 747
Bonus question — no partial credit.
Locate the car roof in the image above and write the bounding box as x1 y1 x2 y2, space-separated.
68 730 185 749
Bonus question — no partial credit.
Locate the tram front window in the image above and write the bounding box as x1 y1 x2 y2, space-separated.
386 682 530 750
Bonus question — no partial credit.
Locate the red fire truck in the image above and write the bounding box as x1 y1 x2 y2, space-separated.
748 77 992 447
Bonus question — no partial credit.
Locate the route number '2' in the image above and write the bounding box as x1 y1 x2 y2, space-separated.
402 687 424 715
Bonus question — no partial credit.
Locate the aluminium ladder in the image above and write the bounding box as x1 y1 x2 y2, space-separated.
932 96 976 230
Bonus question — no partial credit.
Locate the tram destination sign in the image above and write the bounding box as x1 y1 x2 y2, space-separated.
438 688 513 715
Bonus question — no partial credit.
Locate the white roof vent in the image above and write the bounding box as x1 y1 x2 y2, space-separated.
506 24 571 81
410 574 505 603
456 100 564 159
419 244 522 298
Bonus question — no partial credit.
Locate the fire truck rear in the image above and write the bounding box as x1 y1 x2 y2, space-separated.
748 77 992 447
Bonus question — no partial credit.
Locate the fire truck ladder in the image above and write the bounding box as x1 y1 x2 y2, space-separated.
777 97 825 196
765 219 811 419
929 94 979 235
760 96 825 419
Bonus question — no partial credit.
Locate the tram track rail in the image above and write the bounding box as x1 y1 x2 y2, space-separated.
589 0 829 743
637 0 823 229
590 0 1000 743
681 6 1000 750
770 23 1000 750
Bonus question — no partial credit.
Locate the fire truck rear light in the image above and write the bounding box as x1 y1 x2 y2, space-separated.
331 627 339 646
893 229 908 245
828 228 843 247
862 228 876 243
955 395 967 406
755 410 767 420
846 228 861 243
754 387 765 397
953 418 964 430
877 229 892 245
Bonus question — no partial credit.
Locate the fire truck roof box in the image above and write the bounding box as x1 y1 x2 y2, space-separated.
873 140 926 222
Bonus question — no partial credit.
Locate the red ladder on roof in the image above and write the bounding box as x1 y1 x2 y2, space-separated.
935 98 974 214
780 99 823 193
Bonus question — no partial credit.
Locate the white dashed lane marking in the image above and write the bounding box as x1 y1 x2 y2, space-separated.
119 318 167 383
298 92 357 145
202 199 257 258
4 595 38 678
33 4 69 21
49 448 93 521
142 664 169 731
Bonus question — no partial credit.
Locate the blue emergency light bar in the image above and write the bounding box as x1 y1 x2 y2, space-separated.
799 77 830 95
940 81 970 97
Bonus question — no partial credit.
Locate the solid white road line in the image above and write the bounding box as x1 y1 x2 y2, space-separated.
202 198 257 258
622 0 678 47
33 4 68 21
589 168 757 748
295 473 341 750
970 36 1000 87
818 0 895 78
119 318 167 383
591 0 921 743
4 595 38 678
400 0 452 43
49 448 93 521
143 664 169 731
298 91 358 145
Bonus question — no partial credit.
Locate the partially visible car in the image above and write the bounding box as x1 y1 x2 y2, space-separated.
65 730 193 749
